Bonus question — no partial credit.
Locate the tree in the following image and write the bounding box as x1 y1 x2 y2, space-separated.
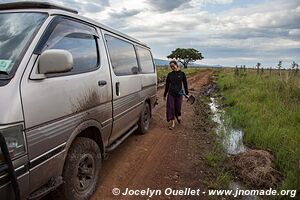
167 48 204 68
291 61 299 75
278 60 282 76
256 62 261 74
235 65 239 76
291 61 298 70
277 60 282 70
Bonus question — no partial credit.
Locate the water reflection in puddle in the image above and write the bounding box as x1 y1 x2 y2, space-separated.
209 97 246 155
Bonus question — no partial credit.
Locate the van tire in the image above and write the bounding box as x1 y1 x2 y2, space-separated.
137 103 151 134
62 137 101 200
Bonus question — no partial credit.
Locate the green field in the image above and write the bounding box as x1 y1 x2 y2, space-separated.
156 66 205 81
216 68 300 191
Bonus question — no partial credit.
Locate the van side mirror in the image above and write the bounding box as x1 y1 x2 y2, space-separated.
38 49 73 74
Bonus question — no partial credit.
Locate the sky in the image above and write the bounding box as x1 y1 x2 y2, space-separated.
1 0 300 67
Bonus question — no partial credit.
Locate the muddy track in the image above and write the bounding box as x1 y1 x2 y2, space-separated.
45 70 214 200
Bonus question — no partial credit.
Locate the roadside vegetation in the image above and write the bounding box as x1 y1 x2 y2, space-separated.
156 66 205 82
193 80 232 199
216 68 300 191
203 129 231 190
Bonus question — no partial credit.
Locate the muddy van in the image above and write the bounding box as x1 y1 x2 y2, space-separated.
0 2 157 199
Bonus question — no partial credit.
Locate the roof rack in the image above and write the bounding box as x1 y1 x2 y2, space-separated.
0 1 78 14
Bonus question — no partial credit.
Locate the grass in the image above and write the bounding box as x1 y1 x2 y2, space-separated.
204 131 225 168
216 68 300 191
203 108 231 192
156 66 206 81
206 169 231 189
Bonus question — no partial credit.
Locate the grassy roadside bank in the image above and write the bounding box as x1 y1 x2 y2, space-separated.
194 94 230 188
216 68 300 191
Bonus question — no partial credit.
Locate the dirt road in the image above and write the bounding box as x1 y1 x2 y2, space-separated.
46 70 215 200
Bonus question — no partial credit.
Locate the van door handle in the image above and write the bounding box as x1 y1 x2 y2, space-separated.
98 80 107 86
116 82 120 96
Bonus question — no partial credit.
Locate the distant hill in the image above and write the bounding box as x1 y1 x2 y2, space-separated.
154 59 170 66
154 58 224 68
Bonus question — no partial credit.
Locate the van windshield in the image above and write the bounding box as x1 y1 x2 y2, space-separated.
0 12 47 79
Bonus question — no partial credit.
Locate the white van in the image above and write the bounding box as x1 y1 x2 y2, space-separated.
0 2 157 200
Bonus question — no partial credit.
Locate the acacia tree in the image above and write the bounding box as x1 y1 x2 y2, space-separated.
167 48 204 68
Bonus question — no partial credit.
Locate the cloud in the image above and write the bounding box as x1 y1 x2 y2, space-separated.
82 3 107 13
0 0 299 66
190 0 234 7
289 29 300 37
146 0 234 12
134 0 299 66
147 0 191 12
56 0 110 13
109 8 142 18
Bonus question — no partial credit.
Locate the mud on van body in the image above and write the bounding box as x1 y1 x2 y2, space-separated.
0 2 157 199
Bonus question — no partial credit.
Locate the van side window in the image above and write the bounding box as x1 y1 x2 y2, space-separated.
42 19 99 75
136 47 155 73
105 35 138 76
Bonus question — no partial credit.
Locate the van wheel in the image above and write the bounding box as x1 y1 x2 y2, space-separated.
62 137 101 200
137 103 151 134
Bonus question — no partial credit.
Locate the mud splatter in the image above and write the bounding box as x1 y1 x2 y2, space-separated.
72 89 101 113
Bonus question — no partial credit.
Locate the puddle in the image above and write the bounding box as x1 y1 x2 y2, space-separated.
209 97 247 155
207 92 258 200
